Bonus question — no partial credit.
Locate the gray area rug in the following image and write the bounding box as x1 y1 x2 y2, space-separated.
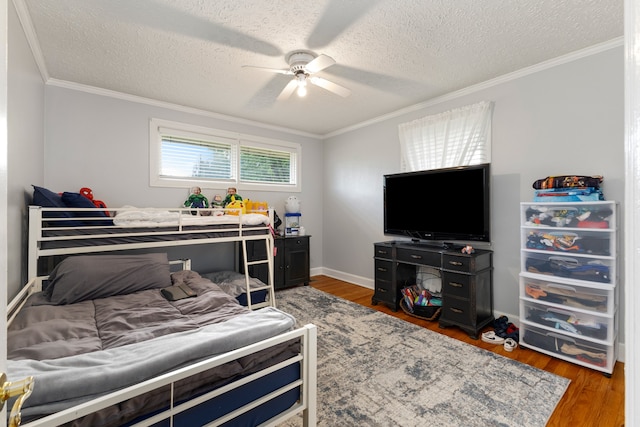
275 286 569 427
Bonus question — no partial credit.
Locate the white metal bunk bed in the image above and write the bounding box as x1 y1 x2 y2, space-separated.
28 205 277 309
5 205 318 426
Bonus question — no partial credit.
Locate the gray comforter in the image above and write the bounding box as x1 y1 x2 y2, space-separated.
7 270 297 424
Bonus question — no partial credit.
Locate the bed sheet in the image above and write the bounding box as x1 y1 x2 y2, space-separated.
9 270 251 360
111 208 269 227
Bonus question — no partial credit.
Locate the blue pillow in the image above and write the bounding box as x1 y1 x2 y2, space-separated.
32 185 65 208
32 185 80 226
61 192 113 226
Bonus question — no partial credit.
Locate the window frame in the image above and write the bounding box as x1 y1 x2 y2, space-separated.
149 118 302 192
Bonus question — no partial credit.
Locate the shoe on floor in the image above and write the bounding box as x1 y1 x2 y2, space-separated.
481 330 506 344
504 338 518 352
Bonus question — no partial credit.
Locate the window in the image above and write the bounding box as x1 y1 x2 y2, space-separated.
398 101 493 171
150 119 301 192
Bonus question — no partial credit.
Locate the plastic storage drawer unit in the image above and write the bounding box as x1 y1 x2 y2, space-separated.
520 323 616 374
523 229 612 256
520 275 615 314
520 299 615 342
520 201 618 375
523 252 614 284
522 203 614 229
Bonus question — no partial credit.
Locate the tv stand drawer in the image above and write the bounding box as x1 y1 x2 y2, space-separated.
442 252 492 273
396 248 440 267
374 243 393 260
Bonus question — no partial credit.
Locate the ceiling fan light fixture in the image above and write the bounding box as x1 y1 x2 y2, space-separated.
296 73 308 97
244 50 348 101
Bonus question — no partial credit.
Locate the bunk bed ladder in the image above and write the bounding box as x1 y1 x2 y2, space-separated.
240 237 276 310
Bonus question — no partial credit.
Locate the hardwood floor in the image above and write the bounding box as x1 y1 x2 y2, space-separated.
307 275 625 427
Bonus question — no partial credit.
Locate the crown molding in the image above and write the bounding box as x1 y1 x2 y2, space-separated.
15 0 621 142
46 79 324 140
13 0 48 82
324 37 624 138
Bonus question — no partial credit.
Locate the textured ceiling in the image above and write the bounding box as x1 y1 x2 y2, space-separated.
20 0 623 136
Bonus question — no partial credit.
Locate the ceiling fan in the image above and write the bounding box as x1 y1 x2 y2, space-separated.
243 50 351 101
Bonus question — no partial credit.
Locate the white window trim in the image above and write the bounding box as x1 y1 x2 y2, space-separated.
149 118 302 192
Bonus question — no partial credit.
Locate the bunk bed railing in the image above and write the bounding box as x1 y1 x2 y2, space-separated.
28 205 277 309
17 324 318 427
28 205 275 278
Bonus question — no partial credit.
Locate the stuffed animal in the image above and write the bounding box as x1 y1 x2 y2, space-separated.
226 196 246 216
222 187 243 207
210 194 225 216
79 187 110 216
211 194 223 208
184 186 209 215
285 196 300 213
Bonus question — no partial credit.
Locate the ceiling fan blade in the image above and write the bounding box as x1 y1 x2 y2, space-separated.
242 65 292 75
307 0 380 49
304 54 336 74
277 79 299 101
309 77 351 97
109 1 282 57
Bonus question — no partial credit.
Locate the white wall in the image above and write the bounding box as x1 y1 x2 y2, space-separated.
7 0 44 297
42 87 325 273
322 46 625 343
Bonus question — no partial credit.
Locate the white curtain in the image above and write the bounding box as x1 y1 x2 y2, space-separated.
398 101 493 171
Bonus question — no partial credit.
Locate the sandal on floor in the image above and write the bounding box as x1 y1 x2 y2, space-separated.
504 338 518 352
481 331 505 344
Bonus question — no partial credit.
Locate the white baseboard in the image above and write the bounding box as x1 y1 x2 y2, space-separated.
310 266 625 363
311 267 373 290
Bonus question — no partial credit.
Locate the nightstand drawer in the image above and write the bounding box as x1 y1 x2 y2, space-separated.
285 236 309 250
397 248 440 266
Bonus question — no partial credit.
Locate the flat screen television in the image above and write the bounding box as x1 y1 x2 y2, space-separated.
384 163 491 243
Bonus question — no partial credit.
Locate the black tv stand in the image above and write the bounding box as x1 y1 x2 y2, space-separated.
372 240 494 339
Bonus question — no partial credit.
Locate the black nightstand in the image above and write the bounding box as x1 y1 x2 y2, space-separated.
242 235 310 289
